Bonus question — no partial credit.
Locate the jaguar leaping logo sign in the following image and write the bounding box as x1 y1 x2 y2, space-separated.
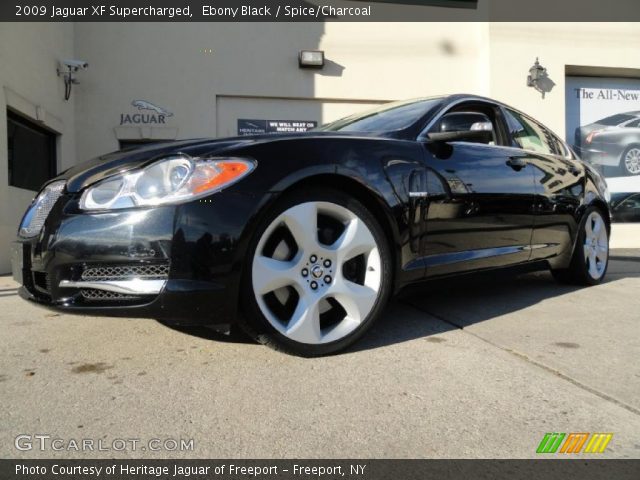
131 100 173 116
120 100 173 125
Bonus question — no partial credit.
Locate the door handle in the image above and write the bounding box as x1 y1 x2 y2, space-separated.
506 156 527 170
409 191 429 198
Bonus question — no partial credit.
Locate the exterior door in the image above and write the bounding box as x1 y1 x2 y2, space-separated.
420 106 537 277
502 107 583 261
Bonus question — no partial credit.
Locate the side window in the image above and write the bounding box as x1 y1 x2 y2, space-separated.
549 133 570 157
504 108 554 155
435 112 489 132
626 119 640 128
429 109 497 145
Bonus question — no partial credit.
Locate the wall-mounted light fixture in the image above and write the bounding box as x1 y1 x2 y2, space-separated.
526 57 555 98
527 58 547 92
298 50 324 69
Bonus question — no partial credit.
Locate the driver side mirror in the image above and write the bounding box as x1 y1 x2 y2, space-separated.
426 112 494 144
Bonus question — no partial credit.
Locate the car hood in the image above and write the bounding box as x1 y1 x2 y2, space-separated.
58 138 242 192
58 131 383 192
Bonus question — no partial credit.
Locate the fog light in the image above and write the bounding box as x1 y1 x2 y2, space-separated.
299 50 324 69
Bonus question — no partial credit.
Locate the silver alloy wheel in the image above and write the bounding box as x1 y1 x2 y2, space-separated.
251 201 382 345
624 147 640 175
583 211 608 280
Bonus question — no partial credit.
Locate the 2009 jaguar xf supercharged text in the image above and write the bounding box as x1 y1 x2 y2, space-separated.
13 94 611 356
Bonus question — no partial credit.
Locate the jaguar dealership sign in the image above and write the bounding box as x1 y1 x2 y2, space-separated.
566 77 640 183
237 119 317 136
566 77 640 222
120 100 173 125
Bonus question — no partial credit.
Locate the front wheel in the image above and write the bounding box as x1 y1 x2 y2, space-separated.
552 207 609 285
240 189 392 356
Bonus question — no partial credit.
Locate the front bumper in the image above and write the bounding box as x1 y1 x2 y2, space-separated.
13 189 260 325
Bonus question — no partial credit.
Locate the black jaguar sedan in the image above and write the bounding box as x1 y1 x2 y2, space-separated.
13 94 611 356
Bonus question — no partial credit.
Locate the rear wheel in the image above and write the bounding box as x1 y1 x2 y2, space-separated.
620 145 640 176
240 189 392 356
552 207 609 285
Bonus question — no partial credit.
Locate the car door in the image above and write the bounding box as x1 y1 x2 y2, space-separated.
418 101 537 277
501 107 583 262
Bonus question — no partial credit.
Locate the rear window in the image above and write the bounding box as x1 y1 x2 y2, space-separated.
597 114 635 126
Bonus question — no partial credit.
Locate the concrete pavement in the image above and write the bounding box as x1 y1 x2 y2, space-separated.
611 224 640 249
0 250 639 459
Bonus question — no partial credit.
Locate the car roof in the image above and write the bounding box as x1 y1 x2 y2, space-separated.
441 93 524 114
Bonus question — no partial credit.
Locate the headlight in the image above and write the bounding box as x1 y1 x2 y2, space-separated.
80 155 255 210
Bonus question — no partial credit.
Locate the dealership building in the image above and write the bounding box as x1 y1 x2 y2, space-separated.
0 16 639 272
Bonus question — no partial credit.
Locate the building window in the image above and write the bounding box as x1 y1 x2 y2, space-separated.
7 109 57 192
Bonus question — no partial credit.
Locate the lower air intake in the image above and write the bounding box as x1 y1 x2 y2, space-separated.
81 264 169 281
81 289 139 301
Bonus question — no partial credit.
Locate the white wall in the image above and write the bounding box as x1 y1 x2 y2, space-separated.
0 23 76 273
72 22 487 161
72 22 640 163
488 23 640 136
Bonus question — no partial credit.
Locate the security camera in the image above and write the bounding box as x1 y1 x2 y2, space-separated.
57 60 89 101
59 59 89 71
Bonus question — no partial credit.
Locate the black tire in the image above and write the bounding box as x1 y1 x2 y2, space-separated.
619 144 640 176
238 188 392 356
551 206 609 286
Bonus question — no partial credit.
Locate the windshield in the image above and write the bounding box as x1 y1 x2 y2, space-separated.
318 98 443 133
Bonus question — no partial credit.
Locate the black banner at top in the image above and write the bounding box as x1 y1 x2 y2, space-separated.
1 0 639 22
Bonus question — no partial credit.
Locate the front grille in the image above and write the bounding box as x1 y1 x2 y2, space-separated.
19 180 66 238
81 264 169 281
80 289 139 301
